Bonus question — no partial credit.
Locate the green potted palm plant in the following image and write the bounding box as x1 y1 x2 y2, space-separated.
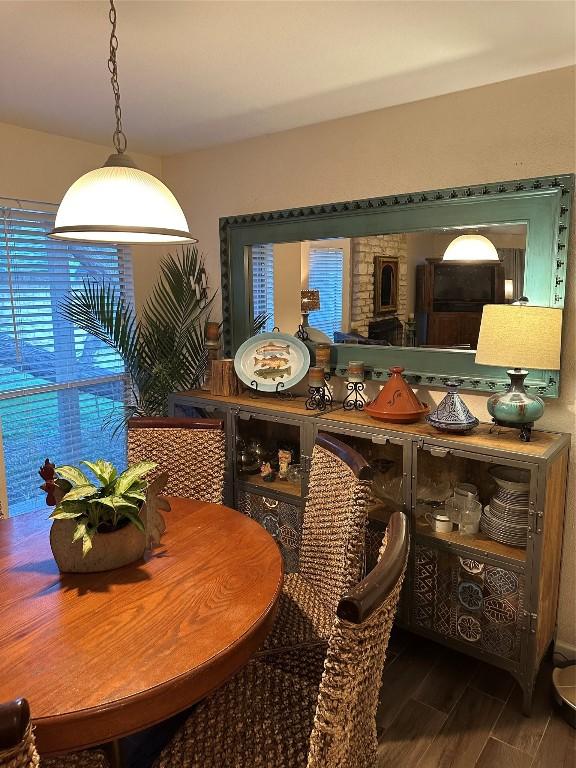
60 244 270 421
60 245 215 422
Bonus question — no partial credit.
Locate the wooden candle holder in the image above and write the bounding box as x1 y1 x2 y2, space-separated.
211 359 242 396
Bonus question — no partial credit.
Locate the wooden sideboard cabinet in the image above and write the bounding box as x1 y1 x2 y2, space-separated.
168 389 570 715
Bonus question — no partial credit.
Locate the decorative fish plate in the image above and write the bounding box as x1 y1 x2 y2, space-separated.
234 332 310 393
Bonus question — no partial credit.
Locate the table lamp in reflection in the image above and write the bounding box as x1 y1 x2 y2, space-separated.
475 304 562 442
297 289 321 341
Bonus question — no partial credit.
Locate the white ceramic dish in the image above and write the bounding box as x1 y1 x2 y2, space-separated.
234 332 310 393
489 465 531 492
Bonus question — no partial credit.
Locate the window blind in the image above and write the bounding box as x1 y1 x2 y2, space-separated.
308 247 344 340
251 243 275 332
0 201 132 516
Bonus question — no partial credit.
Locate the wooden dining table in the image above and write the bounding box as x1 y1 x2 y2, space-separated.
0 497 283 756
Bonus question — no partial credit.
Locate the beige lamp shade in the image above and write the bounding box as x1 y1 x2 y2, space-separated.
443 234 499 261
475 305 562 370
301 289 321 313
50 154 196 245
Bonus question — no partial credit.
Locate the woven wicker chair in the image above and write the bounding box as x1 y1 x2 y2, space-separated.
154 511 409 768
0 698 109 768
127 417 226 503
260 432 373 654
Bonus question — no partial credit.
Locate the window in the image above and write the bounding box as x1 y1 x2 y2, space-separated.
308 246 344 340
0 201 133 516
251 243 275 332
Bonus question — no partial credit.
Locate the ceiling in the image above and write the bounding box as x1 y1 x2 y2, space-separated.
1 1 574 156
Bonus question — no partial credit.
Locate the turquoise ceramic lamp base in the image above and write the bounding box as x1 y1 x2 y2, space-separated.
487 368 545 442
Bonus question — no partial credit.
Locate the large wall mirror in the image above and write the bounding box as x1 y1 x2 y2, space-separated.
220 175 572 396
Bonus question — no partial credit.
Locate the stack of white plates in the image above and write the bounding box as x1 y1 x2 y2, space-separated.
481 505 528 547
480 465 531 548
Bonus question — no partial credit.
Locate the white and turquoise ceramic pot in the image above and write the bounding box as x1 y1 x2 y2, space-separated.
487 369 544 427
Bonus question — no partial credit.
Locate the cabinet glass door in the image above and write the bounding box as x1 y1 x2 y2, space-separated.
414 444 537 563
412 443 537 663
235 411 305 500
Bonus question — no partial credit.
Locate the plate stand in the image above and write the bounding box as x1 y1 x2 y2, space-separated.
247 380 293 400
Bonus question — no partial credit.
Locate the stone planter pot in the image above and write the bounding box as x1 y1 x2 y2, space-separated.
50 514 147 574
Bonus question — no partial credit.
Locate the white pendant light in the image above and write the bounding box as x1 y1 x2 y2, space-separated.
442 234 499 261
50 0 196 245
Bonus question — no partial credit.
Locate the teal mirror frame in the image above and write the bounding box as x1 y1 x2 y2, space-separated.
219 174 573 397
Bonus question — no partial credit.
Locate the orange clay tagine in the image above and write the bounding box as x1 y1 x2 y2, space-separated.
365 366 429 424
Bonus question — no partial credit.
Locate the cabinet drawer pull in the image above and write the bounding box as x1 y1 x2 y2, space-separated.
371 435 389 445
428 447 450 458
263 497 279 509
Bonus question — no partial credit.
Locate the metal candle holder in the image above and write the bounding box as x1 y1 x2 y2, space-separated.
343 380 366 411
305 383 333 412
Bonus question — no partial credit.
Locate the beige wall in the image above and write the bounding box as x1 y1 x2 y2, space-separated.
162 66 576 651
0 121 163 312
272 242 302 333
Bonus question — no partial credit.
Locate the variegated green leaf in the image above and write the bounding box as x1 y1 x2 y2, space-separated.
124 490 146 504
121 510 146 534
55 478 73 493
72 522 87 542
96 495 139 512
49 508 85 520
81 459 117 486
90 495 116 510
127 479 146 492
55 465 91 487
82 531 94 556
61 484 98 502
50 499 86 516
115 462 157 496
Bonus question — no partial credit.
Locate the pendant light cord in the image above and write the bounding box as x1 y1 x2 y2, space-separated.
108 0 127 154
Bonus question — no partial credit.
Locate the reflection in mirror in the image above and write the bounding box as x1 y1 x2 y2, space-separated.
249 223 527 351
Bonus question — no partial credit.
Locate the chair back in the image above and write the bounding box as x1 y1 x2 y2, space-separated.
0 698 39 767
307 512 409 768
127 417 226 503
0 419 8 518
299 433 373 613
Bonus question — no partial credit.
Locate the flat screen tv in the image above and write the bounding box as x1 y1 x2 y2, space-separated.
434 264 496 305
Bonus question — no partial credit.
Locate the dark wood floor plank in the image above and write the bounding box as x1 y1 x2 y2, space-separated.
470 661 515 702
377 638 441 733
416 649 477 714
418 688 504 768
475 738 531 768
491 663 553 755
377 698 446 767
388 625 413 656
530 710 576 768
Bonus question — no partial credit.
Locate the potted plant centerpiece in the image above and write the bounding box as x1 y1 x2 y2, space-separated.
40 458 169 573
